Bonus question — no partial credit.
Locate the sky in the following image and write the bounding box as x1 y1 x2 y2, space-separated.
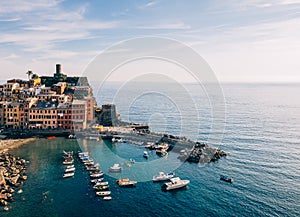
0 0 299 83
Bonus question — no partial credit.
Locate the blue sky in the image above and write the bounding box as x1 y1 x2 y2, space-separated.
0 0 299 82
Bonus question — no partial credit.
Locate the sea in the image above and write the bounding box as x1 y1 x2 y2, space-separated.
4 83 300 217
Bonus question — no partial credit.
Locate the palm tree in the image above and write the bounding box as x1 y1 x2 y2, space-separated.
31 73 39 79
26 70 33 80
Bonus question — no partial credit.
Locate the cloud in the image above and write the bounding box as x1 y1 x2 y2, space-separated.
136 21 191 30
139 1 158 9
3 54 20 60
0 0 62 14
0 17 21 22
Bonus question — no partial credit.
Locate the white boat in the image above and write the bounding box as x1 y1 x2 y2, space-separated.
65 167 75 173
66 165 74 169
90 178 104 183
152 172 175 182
143 151 149 159
95 191 111 196
90 172 104 178
103 196 112 201
94 182 109 187
161 177 190 191
63 172 74 178
109 164 122 172
78 152 89 158
63 159 74 165
116 178 137 187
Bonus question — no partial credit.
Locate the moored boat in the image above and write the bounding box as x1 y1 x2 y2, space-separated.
152 172 175 182
94 185 110 191
90 178 104 183
94 181 109 187
116 178 137 187
90 172 104 178
66 165 74 169
63 157 74 165
95 191 111 196
63 172 74 178
161 177 190 191
65 167 75 173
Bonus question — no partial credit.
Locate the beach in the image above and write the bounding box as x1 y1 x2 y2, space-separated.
0 138 38 152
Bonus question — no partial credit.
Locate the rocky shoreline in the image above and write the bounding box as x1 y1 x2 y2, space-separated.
0 151 28 211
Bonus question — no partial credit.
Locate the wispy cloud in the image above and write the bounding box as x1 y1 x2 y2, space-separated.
139 1 158 9
0 17 21 22
3 53 20 60
0 0 62 14
136 21 191 30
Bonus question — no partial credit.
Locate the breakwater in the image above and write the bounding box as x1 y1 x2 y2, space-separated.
0 152 28 211
98 127 227 163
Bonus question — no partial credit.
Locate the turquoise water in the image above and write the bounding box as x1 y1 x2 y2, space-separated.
4 83 300 216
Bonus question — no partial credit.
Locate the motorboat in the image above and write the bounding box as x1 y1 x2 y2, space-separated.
220 175 233 183
130 158 135 164
116 178 137 187
66 165 74 169
90 172 104 178
109 164 122 173
143 151 149 159
152 172 175 182
95 191 111 196
94 185 109 191
161 177 190 191
65 167 75 173
90 178 104 183
63 172 74 178
103 196 112 201
86 165 98 171
94 181 109 187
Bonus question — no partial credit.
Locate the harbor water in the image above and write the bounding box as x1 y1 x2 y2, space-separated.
4 83 300 217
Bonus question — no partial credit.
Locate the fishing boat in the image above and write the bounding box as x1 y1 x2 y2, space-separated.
220 175 233 183
152 172 175 182
63 172 74 178
95 191 111 196
161 177 190 191
116 178 137 187
103 196 112 201
109 164 122 173
143 151 149 159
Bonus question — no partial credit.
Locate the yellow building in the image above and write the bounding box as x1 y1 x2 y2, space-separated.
30 78 41 87
5 102 21 129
